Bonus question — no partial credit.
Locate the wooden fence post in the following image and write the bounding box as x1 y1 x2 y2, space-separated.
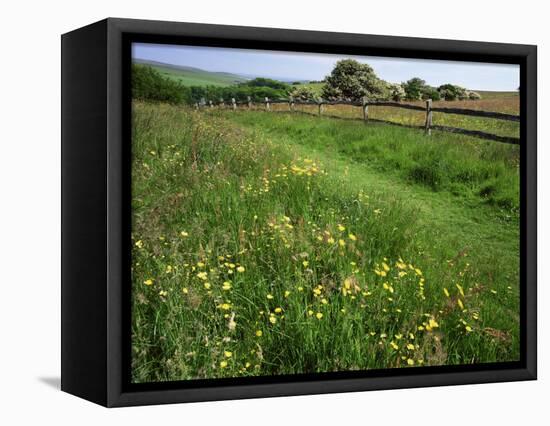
219 98 225 108
194 103 199 110
265 97 270 111
425 99 433 135
318 98 324 116
289 96 294 112
209 100 213 109
231 98 237 111
362 96 369 121
247 96 252 109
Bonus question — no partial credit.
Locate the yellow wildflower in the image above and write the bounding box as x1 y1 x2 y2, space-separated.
406 343 415 350
374 269 387 277
203 282 211 290
315 312 323 320
407 359 415 366
224 351 232 358
274 307 282 313
182 287 188 294
134 240 143 248
267 294 274 300
180 231 189 237
338 239 346 247
443 288 450 298
255 330 263 337
220 361 227 368
236 266 245 273
143 279 154 286
222 281 232 291
302 260 309 268
348 233 357 241
457 299 465 310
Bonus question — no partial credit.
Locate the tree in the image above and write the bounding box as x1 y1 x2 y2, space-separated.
321 59 385 101
387 83 406 101
402 77 426 100
421 86 441 101
438 84 467 101
132 64 190 104
242 77 290 91
290 86 317 101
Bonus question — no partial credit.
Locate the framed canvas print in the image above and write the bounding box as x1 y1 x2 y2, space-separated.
61 18 537 407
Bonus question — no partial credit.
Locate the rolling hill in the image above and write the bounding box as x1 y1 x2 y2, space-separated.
133 59 249 86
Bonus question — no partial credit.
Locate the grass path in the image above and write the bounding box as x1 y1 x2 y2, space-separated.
225 111 520 338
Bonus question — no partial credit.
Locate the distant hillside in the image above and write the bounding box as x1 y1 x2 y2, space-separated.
133 59 249 86
475 90 519 99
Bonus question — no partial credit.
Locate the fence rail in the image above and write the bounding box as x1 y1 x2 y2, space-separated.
194 96 520 144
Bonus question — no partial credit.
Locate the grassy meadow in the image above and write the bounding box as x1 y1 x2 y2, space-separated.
274 94 520 139
131 101 520 383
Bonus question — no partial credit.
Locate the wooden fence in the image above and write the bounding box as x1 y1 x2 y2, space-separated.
194 96 520 145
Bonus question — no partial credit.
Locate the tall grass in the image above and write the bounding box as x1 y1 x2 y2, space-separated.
230 111 519 212
131 101 519 383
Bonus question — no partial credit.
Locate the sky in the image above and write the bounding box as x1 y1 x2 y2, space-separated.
132 43 519 91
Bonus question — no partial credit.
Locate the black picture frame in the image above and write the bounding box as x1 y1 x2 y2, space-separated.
61 17 537 407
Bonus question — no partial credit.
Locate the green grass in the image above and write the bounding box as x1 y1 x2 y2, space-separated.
131 102 519 383
138 62 248 86
292 82 325 95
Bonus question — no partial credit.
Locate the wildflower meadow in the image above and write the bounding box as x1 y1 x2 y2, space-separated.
131 101 519 383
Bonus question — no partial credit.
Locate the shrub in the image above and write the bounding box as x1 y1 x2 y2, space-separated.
322 59 386 101
402 77 426 100
290 86 317 101
438 84 467 101
132 64 190 104
468 91 482 100
421 86 441 101
241 77 290 91
388 83 406 101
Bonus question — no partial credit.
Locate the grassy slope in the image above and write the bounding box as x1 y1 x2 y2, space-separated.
131 102 519 383
146 63 248 86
